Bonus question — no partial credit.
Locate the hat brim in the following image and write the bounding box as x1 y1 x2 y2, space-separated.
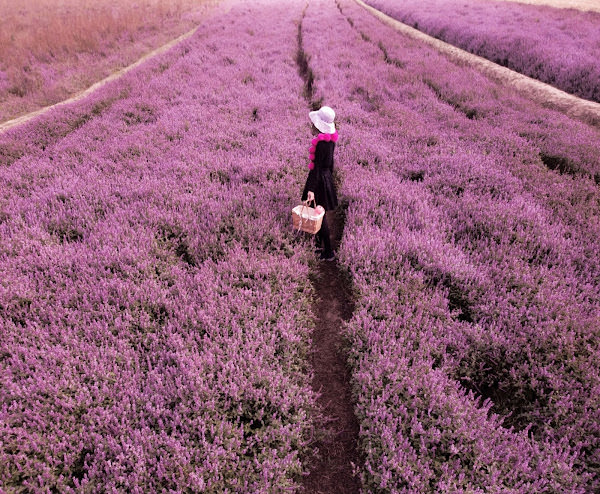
309 111 336 134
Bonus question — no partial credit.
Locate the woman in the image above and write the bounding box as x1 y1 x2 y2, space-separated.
302 106 339 261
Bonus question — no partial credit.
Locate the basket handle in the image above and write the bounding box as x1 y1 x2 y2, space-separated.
303 198 317 209
296 198 317 233
301 199 317 221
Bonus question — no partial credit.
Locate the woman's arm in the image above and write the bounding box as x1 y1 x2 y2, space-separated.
305 169 317 201
312 140 329 170
305 141 330 201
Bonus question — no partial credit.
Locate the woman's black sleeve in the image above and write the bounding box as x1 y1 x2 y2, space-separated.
313 141 328 170
305 169 318 194
305 141 327 193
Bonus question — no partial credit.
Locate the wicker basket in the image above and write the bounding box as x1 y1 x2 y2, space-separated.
292 200 324 234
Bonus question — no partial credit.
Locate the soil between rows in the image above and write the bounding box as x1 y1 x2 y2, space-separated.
302 209 361 494
295 3 361 489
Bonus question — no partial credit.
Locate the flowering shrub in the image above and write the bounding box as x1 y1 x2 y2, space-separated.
364 0 600 103
2 0 600 490
303 0 600 490
0 0 321 491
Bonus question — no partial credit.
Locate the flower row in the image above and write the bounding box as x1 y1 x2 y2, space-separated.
0 0 319 491
365 0 600 103
303 0 600 490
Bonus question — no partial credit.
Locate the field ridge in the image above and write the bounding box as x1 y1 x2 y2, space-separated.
356 0 600 128
0 25 201 134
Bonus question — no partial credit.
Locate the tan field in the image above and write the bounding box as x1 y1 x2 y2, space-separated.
0 0 216 122
0 0 202 63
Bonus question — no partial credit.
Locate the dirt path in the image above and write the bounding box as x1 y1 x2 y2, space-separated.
302 210 361 494
500 0 600 12
0 9 224 135
295 4 361 492
354 0 600 129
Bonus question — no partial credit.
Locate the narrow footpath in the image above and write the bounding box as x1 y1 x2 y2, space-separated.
296 4 361 492
302 209 361 493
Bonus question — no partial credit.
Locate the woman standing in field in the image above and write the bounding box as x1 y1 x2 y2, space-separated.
302 106 339 261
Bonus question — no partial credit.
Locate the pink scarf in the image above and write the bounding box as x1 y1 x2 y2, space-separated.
308 131 338 170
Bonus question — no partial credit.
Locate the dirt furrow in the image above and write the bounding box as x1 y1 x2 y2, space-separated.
295 4 361 493
302 209 361 494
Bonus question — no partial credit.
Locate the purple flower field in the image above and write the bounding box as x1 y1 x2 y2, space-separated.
365 0 600 103
1 1 321 491
305 0 600 490
2 0 600 491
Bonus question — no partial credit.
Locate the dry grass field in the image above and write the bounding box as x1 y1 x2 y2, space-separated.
0 0 216 122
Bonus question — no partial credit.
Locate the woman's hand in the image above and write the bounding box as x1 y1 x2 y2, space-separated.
307 191 315 202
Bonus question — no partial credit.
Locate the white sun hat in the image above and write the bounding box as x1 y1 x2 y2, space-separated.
309 106 336 134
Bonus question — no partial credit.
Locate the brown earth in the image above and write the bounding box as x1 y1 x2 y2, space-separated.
302 209 361 494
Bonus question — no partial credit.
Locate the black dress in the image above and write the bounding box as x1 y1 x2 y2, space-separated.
301 140 338 211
